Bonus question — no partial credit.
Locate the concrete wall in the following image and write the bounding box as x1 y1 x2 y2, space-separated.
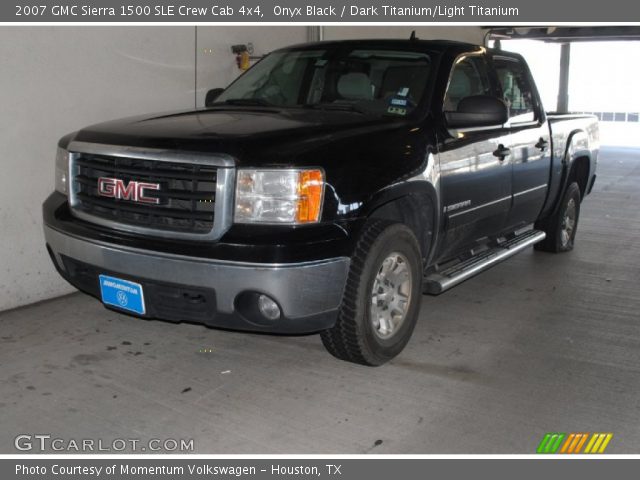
0 26 306 312
0 27 195 311
0 25 478 312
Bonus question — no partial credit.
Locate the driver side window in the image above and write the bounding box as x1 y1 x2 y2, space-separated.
493 57 536 123
444 56 492 111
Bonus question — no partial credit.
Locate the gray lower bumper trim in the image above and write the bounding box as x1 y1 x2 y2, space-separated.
44 225 350 319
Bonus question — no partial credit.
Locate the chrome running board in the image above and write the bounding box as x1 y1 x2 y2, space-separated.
424 229 546 295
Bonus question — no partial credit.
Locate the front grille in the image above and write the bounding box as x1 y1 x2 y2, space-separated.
71 153 218 234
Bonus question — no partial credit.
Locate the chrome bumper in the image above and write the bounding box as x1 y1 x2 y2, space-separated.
44 224 350 332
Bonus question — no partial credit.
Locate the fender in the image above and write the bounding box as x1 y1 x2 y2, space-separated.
360 152 441 267
548 129 592 217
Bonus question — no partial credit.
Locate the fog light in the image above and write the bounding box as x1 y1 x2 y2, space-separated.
258 294 281 320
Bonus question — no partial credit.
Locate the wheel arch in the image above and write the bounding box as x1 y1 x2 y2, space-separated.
547 129 593 218
362 181 439 267
568 155 591 200
565 129 592 198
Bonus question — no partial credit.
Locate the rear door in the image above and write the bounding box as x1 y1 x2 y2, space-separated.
437 53 513 260
492 55 552 229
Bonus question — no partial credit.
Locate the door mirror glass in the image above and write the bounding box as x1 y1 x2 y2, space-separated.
445 95 508 129
205 88 225 107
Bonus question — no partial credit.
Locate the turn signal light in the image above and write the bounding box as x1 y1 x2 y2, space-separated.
296 169 324 223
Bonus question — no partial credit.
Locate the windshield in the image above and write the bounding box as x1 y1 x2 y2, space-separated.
214 48 432 117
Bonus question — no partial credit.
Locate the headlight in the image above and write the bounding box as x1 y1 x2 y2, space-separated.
55 147 68 195
235 169 324 224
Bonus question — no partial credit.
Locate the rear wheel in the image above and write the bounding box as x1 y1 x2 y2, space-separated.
321 220 423 366
535 182 581 253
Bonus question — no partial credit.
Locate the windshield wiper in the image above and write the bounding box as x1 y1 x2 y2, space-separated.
304 102 367 114
214 98 275 107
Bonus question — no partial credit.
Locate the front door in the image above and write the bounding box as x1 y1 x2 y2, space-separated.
493 55 552 228
437 54 513 261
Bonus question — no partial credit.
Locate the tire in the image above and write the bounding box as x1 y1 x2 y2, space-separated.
321 220 423 366
534 182 581 253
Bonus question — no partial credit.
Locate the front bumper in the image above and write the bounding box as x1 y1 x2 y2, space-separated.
44 224 350 334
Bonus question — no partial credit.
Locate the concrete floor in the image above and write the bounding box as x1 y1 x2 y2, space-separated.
1 146 639 454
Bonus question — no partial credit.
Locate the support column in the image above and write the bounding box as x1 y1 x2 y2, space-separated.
557 43 571 113
307 26 324 42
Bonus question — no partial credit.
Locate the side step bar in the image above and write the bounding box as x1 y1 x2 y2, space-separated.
423 229 546 295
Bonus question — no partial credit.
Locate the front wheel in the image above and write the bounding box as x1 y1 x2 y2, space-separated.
321 221 423 366
535 182 582 253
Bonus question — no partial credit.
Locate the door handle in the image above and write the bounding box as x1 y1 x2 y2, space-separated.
535 138 549 151
493 144 511 160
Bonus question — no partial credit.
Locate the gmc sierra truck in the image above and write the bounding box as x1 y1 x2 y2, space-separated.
43 39 598 365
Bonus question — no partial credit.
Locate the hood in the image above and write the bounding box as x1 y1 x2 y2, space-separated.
70 107 413 167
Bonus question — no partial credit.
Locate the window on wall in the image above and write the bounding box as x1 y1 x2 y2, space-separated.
444 55 492 111
493 57 537 123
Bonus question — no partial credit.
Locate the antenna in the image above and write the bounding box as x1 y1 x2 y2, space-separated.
409 30 417 41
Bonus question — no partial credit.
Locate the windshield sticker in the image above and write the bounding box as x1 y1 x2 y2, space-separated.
387 106 407 116
398 87 410 97
314 59 328 67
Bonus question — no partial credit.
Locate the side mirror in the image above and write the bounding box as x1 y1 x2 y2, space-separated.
445 95 508 129
205 88 225 107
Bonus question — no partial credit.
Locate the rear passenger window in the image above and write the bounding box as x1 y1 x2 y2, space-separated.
493 57 536 123
444 56 492 111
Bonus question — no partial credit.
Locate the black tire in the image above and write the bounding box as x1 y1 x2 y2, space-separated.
534 182 581 253
321 220 423 366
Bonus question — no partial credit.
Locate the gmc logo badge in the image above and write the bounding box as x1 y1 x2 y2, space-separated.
97 177 161 205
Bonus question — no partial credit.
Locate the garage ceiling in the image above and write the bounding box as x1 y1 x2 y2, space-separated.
485 26 640 42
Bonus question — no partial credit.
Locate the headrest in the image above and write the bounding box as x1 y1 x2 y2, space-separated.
337 73 373 100
448 69 472 98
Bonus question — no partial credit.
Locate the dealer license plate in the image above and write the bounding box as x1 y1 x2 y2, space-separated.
99 275 146 315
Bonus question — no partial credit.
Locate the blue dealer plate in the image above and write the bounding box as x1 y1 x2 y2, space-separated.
99 275 146 315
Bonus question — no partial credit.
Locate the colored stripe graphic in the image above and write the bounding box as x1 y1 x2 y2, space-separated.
537 433 565 453
538 433 613 454
559 433 589 453
560 433 576 453
584 433 613 454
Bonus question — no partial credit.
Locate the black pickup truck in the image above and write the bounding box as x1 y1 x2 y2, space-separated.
43 39 598 365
